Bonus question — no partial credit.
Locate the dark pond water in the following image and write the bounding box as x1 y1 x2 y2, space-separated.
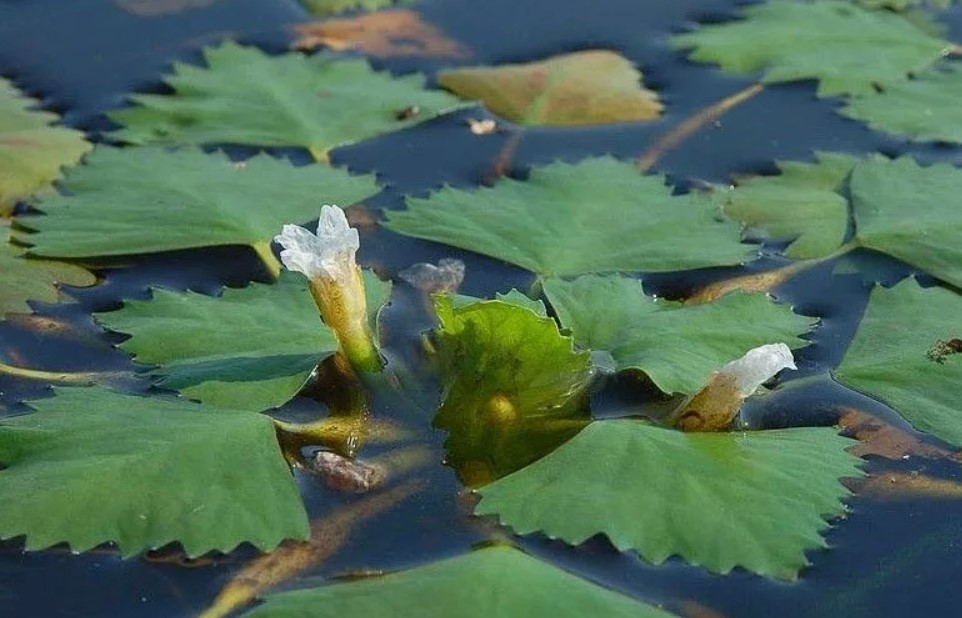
2 0 962 616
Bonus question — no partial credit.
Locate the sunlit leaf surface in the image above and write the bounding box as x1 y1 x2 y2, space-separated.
843 64 962 145
247 546 678 618
433 296 591 486
672 0 947 96
477 420 861 580
97 272 390 411
109 42 465 158
385 157 750 278
0 77 90 216
544 274 815 394
15 146 378 261
835 279 962 447
717 152 857 259
438 50 663 125
0 387 308 557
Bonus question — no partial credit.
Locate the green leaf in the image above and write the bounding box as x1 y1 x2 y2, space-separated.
449 289 547 316
437 50 663 125
433 296 591 486
247 546 678 618
0 77 90 216
544 274 815 394
671 0 948 97
849 155 962 288
842 64 962 145
299 0 412 16
108 42 465 159
835 279 962 446
0 387 308 557
15 146 379 264
385 157 750 278
0 222 95 318
96 272 391 411
717 152 857 260
477 420 861 580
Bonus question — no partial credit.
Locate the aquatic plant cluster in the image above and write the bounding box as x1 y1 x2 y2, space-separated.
2 0 962 616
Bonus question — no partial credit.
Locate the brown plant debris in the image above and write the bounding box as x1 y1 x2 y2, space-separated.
838 407 959 461
292 9 470 59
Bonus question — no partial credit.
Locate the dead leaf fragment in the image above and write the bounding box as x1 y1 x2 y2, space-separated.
438 50 664 126
292 9 470 59
114 0 220 17
686 261 806 305
850 471 962 501
467 118 498 135
838 407 959 461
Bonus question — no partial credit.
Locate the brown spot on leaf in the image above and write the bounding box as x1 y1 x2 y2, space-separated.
292 9 470 59
927 338 962 364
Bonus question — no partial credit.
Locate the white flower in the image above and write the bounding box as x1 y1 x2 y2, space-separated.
718 343 797 397
274 205 359 281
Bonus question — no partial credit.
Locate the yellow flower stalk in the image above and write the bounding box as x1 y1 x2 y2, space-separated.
274 205 381 373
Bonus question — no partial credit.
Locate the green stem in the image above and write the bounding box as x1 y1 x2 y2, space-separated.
0 362 116 385
251 240 282 280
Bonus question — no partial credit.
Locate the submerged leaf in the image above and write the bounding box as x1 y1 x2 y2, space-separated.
835 279 962 447
293 9 469 58
0 387 308 557
15 147 378 263
437 50 663 125
717 152 857 259
543 275 814 394
0 222 95 318
385 157 750 278
109 42 465 158
843 64 962 145
96 272 391 411
0 77 90 216
849 155 962 288
433 296 591 486
247 546 678 618
477 420 861 580
672 0 948 96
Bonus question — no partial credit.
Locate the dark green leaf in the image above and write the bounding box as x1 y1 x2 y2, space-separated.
247 546 678 618
385 157 750 278
672 0 947 97
544 274 815 394
0 387 308 557
108 42 465 159
477 420 861 580
835 279 962 446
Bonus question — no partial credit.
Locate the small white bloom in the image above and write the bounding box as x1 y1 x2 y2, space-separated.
718 343 797 397
274 205 359 281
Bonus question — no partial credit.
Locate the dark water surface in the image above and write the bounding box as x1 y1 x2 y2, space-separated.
2 0 962 616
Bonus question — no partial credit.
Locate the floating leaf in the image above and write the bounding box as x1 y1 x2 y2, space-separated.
433 296 591 486
449 289 547 316
247 546 677 618
543 275 814 394
298 0 410 17
0 77 90 216
437 50 663 125
672 0 948 97
477 420 861 580
14 146 378 268
0 222 95 318
849 155 962 288
385 157 750 278
835 280 962 447
96 272 391 411
843 64 962 145
0 387 308 557
717 152 857 260
293 9 469 59
109 42 465 159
